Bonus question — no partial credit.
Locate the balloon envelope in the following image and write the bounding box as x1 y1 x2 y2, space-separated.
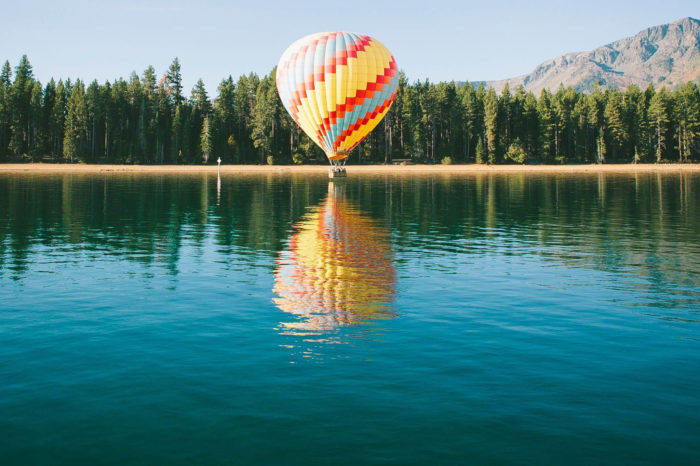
276 32 399 163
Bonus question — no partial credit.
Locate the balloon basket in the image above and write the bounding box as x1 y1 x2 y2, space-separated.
328 167 347 179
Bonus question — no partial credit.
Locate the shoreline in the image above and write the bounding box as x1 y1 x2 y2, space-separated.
1 163 700 175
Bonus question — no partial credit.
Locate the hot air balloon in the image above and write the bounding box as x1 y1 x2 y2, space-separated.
276 32 399 169
273 183 396 338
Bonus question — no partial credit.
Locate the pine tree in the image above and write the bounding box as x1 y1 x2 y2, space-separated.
63 80 87 162
391 72 408 158
623 85 642 163
511 85 526 150
553 86 577 161
141 66 158 162
637 84 656 162
674 82 700 162
522 91 539 159
400 83 419 159
649 88 671 163
172 104 185 163
234 73 259 162
185 79 211 163
483 88 499 163
201 115 213 164
49 79 66 160
537 89 555 162
587 85 606 163
102 81 114 161
28 81 43 159
9 55 35 156
154 74 172 163
166 58 183 107
213 76 236 162
85 80 103 162
142 66 157 96
0 60 11 159
499 84 512 150
459 83 478 161
251 70 280 164
0 61 10 86
419 81 437 161
572 97 591 162
475 138 485 164
191 79 212 115
604 89 627 161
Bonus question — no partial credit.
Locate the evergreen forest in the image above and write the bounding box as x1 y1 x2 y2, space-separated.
1 55 699 165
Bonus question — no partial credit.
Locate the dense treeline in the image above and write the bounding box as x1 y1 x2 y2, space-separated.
1 55 699 164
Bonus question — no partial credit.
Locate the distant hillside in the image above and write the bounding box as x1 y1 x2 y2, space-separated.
488 17 700 94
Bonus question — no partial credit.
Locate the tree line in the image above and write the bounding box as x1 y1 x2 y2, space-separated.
1 55 699 165
2 173 698 282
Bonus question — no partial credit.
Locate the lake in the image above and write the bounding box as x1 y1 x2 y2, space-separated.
1 171 699 464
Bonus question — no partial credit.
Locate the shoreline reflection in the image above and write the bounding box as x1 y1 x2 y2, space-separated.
273 182 396 340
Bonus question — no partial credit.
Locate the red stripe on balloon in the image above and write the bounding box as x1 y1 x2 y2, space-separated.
332 90 397 152
309 58 397 149
321 57 397 132
283 35 375 123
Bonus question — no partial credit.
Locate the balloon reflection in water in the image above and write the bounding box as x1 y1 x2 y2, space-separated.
273 183 396 338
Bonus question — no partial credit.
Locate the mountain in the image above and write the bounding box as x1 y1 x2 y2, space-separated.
487 17 700 94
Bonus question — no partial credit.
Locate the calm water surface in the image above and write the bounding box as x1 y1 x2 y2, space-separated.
1 171 699 464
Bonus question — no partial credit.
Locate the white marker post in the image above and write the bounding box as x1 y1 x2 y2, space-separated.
216 157 222 205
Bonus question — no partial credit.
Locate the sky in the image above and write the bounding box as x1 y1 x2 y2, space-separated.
3 0 699 95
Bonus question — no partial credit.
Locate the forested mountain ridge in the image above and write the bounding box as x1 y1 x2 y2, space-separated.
489 17 700 94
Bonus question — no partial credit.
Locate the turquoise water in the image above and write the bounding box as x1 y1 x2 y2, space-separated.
1 172 699 464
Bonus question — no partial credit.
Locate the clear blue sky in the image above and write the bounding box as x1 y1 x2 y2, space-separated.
3 0 699 95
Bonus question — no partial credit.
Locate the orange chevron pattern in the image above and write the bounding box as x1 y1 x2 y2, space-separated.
333 91 397 152
280 34 374 123
320 58 398 133
276 32 399 163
